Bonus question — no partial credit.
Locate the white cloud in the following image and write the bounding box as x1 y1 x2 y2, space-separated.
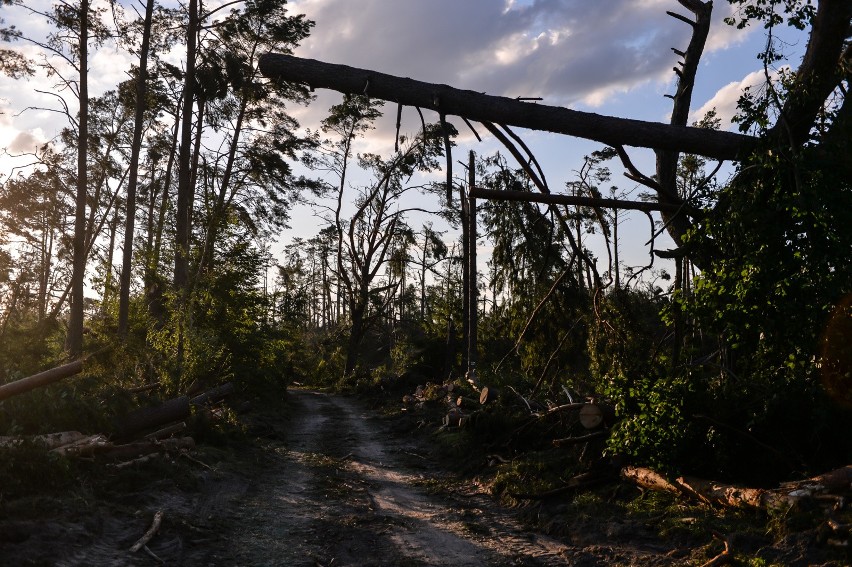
691 68 773 129
288 0 695 107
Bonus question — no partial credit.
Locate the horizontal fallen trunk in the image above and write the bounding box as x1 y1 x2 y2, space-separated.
143 421 186 441
115 396 191 440
471 187 689 214
622 464 852 510
0 360 84 402
51 434 111 457
97 437 195 462
189 382 235 407
258 54 755 161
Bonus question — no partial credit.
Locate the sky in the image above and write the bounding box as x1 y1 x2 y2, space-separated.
0 0 809 286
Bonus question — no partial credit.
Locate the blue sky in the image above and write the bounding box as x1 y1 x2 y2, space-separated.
0 0 808 283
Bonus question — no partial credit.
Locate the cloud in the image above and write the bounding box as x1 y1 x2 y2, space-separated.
287 0 701 108
691 68 773 129
7 129 44 153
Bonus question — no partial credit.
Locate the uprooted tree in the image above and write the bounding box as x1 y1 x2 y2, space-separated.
260 0 852 481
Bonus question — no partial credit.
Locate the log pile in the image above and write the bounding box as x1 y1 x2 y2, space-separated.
0 358 237 468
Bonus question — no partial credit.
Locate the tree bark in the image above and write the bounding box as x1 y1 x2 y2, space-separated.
258 54 754 161
174 0 198 293
0 360 84 401
118 0 155 335
115 396 191 440
68 0 89 357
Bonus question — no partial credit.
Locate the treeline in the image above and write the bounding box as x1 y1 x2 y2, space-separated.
0 0 850 484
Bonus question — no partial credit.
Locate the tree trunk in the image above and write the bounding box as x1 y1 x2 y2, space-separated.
258 54 753 160
174 0 198 293
115 396 191 440
118 0 155 335
68 0 89 357
467 151 478 371
0 360 84 401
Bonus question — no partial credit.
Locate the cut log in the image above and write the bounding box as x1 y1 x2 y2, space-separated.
189 382 234 407
0 360 84 402
479 386 498 405
51 434 111 457
578 402 615 429
258 54 754 160
115 396 191 440
621 466 685 497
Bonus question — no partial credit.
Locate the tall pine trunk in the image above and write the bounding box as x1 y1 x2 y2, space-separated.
118 0 155 335
68 0 89 356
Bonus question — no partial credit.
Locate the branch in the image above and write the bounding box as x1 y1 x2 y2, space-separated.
480 121 548 193
471 187 693 214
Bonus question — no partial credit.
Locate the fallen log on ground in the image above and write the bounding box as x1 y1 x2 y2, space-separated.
97 437 195 461
143 422 186 441
114 396 191 440
51 434 111 457
622 464 852 510
189 382 235 407
0 360 84 402
52 435 194 460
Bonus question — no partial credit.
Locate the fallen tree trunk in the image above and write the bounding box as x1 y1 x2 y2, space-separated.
258 54 754 161
143 421 186 441
622 465 852 510
51 434 111 457
115 396 191 440
189 382 234 407
97 437 195 461
0 360 84 402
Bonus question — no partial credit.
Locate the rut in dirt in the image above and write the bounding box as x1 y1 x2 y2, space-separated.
220 389 572 566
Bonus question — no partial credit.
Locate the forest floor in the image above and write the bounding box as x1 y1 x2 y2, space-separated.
0 388 847 566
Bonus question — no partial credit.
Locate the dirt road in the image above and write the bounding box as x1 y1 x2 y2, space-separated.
211 389 573 566
4 389 689 565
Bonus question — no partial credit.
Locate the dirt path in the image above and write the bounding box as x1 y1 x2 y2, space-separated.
216 389 572 566
1 389 672 565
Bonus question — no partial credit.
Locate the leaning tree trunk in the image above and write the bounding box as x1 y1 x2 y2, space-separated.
258 54 753 161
